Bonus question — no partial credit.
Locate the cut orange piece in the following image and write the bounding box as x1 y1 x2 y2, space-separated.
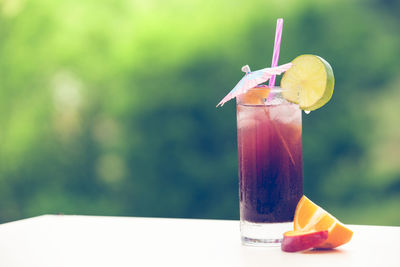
240 86 270 105
293 195 353 249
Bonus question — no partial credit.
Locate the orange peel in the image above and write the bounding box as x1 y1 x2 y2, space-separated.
293 195 353 249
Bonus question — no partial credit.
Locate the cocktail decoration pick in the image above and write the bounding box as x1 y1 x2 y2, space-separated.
216 63 292 107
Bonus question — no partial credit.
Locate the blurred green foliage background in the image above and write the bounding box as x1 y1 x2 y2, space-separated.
0 0 399 225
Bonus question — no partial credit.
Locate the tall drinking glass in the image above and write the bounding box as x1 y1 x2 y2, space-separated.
236 87 303 246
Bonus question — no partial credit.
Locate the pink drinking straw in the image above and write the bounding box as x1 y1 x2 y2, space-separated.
268 18 284 88
266 19 294 162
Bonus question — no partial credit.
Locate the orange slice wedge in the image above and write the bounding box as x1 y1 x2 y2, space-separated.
293 195 353 249
240 86 270 105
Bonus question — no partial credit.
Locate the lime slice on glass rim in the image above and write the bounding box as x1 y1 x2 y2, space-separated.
281 55 334 111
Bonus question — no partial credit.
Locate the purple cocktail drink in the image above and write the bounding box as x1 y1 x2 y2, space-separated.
237 87 303 245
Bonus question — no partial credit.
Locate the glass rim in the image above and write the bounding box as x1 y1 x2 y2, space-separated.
247 85 286 93
237 85 297 106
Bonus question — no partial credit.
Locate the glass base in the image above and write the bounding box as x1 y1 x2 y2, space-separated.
240 221 292 247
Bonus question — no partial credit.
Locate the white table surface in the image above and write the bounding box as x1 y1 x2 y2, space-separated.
0 215 398 267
